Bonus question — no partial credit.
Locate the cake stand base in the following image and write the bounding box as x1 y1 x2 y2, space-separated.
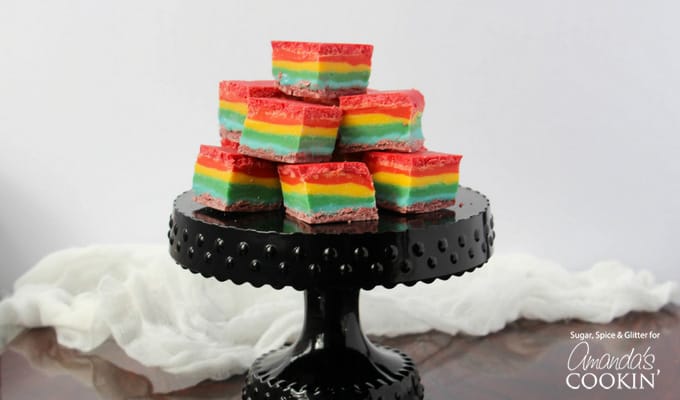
242 287 423 400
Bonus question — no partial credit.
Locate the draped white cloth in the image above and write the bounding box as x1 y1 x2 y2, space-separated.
0 245 677 388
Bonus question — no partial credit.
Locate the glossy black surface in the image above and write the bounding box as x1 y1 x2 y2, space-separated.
169 187 494 290
168 187 494 399
243 288 422 399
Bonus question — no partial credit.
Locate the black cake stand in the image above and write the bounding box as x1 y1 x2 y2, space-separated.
168 187 495 400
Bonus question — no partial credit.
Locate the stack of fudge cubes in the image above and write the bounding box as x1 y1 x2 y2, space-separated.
192 41 462 224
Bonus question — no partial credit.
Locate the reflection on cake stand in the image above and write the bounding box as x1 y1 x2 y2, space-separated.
168 187 495 400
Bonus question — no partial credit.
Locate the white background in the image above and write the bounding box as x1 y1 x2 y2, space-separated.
1 0 678 294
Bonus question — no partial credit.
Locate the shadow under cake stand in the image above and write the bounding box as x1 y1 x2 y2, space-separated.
168 187 495 400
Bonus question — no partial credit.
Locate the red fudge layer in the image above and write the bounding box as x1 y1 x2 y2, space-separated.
219 80 281 102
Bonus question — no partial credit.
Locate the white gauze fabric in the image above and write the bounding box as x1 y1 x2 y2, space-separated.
0 244 677 387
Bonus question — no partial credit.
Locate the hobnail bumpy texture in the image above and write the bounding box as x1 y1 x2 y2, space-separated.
168 187 494 290
242 346 424 400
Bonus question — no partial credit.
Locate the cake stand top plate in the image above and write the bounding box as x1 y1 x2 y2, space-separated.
168 187 495 290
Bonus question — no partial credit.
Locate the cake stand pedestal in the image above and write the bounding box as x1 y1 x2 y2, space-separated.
168 187 495 400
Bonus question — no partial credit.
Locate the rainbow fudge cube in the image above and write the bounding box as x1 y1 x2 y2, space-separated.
218 80 281 143
239 97 342 163
364 151 462 214
338 90 425 153
192 145 282 212
278 162 378 224
272 41 373 101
